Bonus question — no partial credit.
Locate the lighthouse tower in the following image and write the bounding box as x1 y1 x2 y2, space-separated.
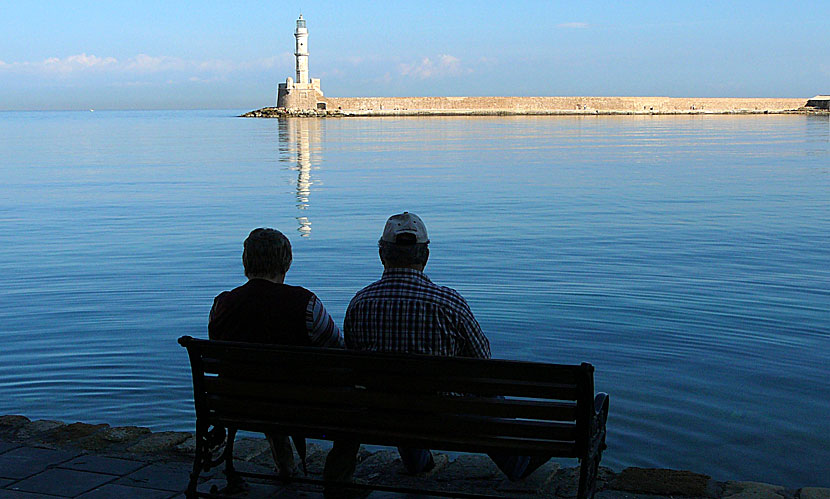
294 14 309 85
277 15 325 110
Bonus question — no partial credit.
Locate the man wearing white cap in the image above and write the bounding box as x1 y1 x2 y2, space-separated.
323 212 547 488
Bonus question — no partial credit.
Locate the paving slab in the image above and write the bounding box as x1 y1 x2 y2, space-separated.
9 468 115 497
277 489 326 498
197 478 285 498
0 490 64 498
75 483 176 499
0 442 20 454
0 479 16 488
116 462 192 493
595 492 670 499
366 491 445 498
0 446 80 480
350 449 455 494
404 454 503 496
58 455 147 476
495 461 560 496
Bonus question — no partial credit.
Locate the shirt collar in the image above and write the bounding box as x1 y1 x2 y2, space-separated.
381 267 431 282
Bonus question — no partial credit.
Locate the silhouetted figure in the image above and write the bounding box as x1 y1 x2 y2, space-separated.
323 213 548 488
209 228 343 476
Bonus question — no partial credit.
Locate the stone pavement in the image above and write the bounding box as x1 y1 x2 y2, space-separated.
2 415 829 499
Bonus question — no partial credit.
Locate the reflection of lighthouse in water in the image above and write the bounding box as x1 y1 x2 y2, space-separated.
283 118 321 237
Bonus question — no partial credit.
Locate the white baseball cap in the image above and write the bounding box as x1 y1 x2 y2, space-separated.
380 212 429 244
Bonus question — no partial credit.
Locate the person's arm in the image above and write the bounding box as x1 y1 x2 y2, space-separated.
208 293 226 340
461 317 491 359
343 301 355 349
305 294 344 348
456 298 491 359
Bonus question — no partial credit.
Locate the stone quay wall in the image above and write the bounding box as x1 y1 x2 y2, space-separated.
322 96 807 115
2 414 829 498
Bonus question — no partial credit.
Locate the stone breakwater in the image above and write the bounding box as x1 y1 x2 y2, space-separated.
2 415 828 498
241 96 820 118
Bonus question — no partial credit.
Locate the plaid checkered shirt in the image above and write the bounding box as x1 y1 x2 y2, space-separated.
344 268 491 359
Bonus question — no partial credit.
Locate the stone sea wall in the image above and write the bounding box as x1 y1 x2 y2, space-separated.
2 415 828 498
323 96 808 115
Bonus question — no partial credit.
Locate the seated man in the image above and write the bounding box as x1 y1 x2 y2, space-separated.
209 228 343 476
324 212 547 484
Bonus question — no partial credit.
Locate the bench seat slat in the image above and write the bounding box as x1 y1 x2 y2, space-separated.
212 415 579 457
354 375 580 400
203 377 578 421
206 396 578 442
202 367 580 400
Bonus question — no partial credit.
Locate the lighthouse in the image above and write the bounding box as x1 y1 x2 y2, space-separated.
295 15 309 85
277 15 325 110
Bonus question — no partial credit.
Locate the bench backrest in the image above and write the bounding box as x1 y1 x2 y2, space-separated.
179 336 597 458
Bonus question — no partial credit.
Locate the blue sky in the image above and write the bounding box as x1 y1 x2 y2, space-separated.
1 1 828 110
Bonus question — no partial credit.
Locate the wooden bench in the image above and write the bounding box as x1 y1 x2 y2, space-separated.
178 335 609 499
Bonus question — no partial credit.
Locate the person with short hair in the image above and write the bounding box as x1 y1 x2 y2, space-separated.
209 228 343 476
323 213 546 485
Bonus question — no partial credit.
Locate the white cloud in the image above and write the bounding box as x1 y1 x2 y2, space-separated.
188 75 229 83
118 80 154 87
438 54 461 71
124 54 186 73
0 53 119 74
399 57 435 79
0 53 290 77
398 54 469 79
557 22 588 29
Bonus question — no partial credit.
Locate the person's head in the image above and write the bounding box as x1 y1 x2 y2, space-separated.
378 212 430 270
242 228 292 281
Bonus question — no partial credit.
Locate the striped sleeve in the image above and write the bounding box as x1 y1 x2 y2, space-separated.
305 294 345 348
455 295 491 359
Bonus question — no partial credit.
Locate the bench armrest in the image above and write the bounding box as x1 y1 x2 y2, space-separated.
594 392 609 417
592 392 609 454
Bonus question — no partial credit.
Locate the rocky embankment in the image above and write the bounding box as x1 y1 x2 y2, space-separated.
1 415 828 498
241 107 342 118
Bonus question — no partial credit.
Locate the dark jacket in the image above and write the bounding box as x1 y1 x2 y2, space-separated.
208 278 313 346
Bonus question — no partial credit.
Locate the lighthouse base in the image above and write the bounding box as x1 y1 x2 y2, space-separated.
277 78 327 111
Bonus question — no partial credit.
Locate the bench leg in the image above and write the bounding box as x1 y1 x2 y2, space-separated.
577 393 609 499
223 427 241 486
185 456 201 498
186 423 232 497
577 450 600 499
186 423 209 498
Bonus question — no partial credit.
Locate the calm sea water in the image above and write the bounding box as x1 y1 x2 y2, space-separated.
0 110 828 486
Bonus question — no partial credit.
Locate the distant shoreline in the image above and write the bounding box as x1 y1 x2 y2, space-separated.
242 96 824 118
